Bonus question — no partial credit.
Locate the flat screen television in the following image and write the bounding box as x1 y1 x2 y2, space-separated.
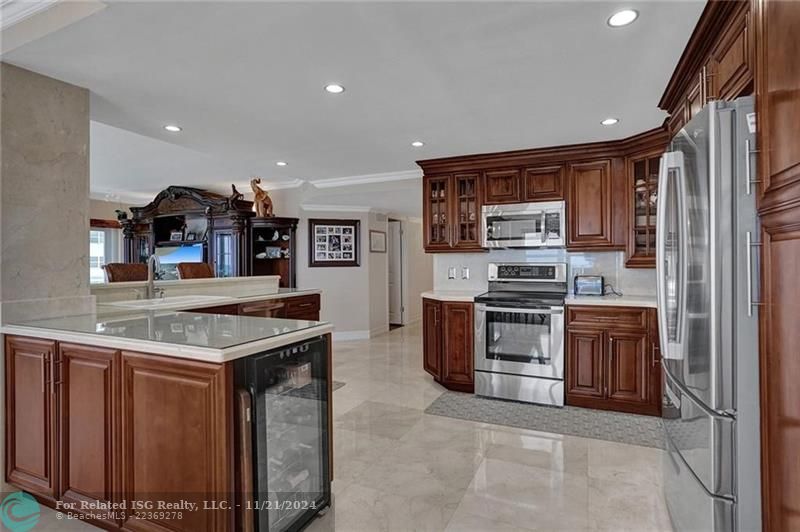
155 244 204 280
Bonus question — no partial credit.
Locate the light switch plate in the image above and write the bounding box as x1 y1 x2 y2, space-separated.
448 267 456 279
461 267 470 280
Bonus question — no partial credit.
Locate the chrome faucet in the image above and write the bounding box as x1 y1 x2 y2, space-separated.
146 254 163 300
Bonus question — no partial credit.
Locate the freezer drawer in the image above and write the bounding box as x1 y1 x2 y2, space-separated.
663 365 735 497
664 436 735 532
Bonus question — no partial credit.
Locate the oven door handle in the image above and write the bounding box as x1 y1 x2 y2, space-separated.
479 305 563 315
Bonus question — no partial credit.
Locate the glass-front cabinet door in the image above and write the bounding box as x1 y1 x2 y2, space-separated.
627 151 662 267
452 173 481 249
424 175 451 250
215 231 234 277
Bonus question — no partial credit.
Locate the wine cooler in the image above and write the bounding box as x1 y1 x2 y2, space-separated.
235 335 331 532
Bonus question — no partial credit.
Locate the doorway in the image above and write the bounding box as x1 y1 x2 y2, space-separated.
388 219 404 326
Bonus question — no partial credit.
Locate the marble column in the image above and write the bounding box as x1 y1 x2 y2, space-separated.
1 62 91 491
1 62 91 306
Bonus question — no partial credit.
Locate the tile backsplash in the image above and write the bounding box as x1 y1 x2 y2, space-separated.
433 250 656 296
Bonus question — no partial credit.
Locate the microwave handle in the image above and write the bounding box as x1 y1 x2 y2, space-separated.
541 211 547 243
479 305 563 315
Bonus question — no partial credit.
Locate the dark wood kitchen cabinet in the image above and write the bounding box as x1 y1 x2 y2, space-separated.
422 298 442 379
565 306 660 416
120 352 232 532
422 299 474 392
484 169 522 204
423 173 484 252
58 344 120 529
5 336 58 500
567 159 617 249
754 1 800 529
191 293 321 321
659 1 753 136
524 164 565 201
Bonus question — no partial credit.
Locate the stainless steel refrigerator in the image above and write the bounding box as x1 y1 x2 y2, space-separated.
656 97 761 532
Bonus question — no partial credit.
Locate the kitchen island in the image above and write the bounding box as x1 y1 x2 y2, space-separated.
1 296 333 532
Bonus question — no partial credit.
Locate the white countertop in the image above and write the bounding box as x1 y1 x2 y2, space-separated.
421 290 484 302
2 312 333 363
565 294 657 308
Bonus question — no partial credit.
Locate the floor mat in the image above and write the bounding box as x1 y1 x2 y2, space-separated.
424 391 664 449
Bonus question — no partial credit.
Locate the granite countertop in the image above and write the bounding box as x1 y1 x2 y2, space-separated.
565 294 657 308
421 290 485 302
1 310 332 363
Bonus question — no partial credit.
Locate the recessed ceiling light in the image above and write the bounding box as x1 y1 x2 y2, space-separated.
601 118 620 126
163 124 182 132
276 161 288 167
411 141 425 147
324 84 345 94
607 9 638 27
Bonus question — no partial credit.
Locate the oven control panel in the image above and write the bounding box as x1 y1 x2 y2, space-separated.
489 262 567 283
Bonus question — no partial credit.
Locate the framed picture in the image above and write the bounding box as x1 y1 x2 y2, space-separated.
369 230 387 253
169 230 184 242
308 219 360 267
185 232 197 242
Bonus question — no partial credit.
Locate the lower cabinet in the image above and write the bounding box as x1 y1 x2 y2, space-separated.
192 293 321 321
422 299 474 392
58 343 120 529
5 336 58 500
565 306 661 416
4 335 233 532
120 352 231 532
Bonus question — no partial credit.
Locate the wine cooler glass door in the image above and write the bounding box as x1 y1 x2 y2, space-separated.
251 336 330 532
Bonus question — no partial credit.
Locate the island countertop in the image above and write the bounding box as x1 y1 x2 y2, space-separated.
1 310 333 363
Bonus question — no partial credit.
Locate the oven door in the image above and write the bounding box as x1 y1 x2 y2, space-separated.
474 303 564 379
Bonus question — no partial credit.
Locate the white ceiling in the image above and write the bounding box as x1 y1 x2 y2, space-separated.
2 1 705 201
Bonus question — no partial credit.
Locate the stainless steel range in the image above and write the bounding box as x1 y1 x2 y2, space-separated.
474 262 567 406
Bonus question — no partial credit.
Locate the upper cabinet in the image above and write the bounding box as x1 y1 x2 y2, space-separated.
624 129 670 268
423 173 484 253
567 159 614 249
484 169 522 204
524 164 565 201
659 1 754 136
423 175 453 251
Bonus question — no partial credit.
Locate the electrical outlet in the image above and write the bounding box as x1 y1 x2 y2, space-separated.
461 267 470 280
448 267 456 279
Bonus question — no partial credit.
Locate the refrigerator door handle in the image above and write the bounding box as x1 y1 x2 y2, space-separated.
656 153 671 353
746 231 764 317
745 138 761 195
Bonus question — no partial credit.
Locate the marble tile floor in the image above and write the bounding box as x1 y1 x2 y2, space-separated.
30 322 672 532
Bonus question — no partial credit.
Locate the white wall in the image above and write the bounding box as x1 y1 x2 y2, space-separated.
399 218 433 324
267 181 432 338
368 212 389 336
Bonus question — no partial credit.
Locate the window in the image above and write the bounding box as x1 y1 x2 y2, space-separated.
89 227 121 283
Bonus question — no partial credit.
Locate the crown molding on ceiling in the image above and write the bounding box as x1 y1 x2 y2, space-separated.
1 0 58 30
309 169 421 189
90 190 155 206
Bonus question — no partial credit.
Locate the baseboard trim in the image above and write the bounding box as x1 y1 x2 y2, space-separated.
333 330 370 341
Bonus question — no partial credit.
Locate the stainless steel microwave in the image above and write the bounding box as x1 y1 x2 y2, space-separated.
481 201 566 248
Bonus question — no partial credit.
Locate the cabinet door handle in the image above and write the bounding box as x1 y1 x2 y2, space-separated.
41 355 48 394
652 342 660 369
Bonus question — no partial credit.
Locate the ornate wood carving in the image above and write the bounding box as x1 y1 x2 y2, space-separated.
129 186 252 221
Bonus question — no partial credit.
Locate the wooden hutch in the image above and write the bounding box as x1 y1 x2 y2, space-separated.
118 186 298 287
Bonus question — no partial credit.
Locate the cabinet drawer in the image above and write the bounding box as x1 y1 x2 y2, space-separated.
285 294 321 316
238 300 287 318
567 306 648 330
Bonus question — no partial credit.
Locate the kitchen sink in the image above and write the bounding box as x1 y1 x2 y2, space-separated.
107 295 232 311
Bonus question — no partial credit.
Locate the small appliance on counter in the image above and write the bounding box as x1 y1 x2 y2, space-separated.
574 275 604 296
474 262 567 406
